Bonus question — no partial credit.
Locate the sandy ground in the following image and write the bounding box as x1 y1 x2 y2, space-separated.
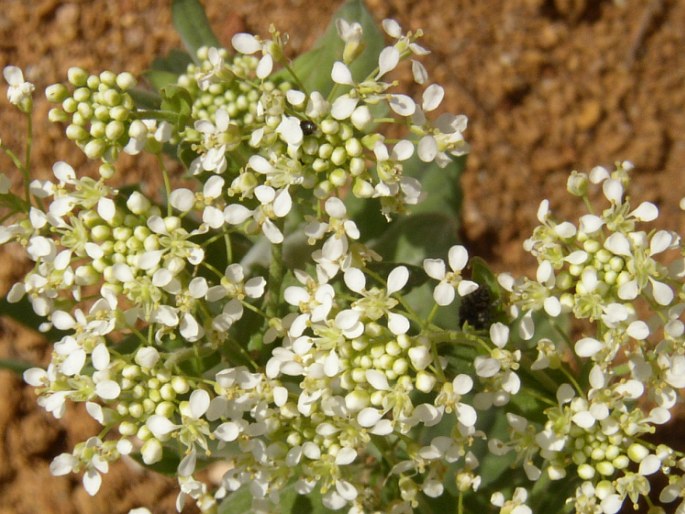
0 0 684 512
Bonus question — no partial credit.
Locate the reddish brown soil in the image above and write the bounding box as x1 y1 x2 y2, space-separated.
1 0 684 512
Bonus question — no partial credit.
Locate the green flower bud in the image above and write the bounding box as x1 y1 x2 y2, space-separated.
99 162 115 179
105 120 125 141
141 438 163 464
116 72 136 90
65 124 89 142
595 461 615 476
48 107 69 123
99 70 117 87
84 139 107 160
171 376 190 395
67 67 88 87
320 119 340 135
119 421 138 437
45 83 69 103
353 178 374 198
103 89 121 107
62 97 78 114
110 105 129 122
86 75 100 90
329 168 348 187
128 402 144 418
73 87 91 103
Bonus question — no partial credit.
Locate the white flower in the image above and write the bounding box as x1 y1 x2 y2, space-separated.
3 65 34 107
423 245 478 306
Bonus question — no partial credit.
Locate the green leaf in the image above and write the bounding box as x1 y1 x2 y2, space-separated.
129 87 161 110
404 154 465 220
286 0 384 96
172 0 221 63
160 84 193 131
0 193 30 213
371 212 458 266
0 296 63 341
144 70 182 94
218 481 338 514
152 48 194 75
130 446 181 476
0 358 33 374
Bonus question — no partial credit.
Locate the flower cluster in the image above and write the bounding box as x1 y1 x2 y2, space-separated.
2 4 685 514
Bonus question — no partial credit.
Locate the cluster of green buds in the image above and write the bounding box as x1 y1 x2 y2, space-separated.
46 68 138 161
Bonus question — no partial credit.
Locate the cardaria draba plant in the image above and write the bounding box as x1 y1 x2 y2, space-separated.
1 1 685 514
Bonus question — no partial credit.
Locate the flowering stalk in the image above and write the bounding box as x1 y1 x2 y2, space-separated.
1 2 685 514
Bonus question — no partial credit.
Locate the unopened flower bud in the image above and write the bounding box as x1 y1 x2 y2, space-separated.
45 83 69 103
116 72 136 90
67 67 88 87
141 438 163 464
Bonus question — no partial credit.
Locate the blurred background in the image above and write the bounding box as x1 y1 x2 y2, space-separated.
0 0 683 512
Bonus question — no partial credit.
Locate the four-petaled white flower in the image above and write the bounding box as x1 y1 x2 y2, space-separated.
424 245 478 306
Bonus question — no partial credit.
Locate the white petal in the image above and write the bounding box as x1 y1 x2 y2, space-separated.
331 61 354 85
335 447 357 465
423 258 446 280
366 369 390 391
603 179 624 204
357 407 382 427
262 219 283 243
388 94 416 116
169 189 194 212
331 94 358 120
387 266 409 294
575 337 603 358
178 450 196 477
650 230 674 255
631 201 658 221
382 19 402 38
91 343 110 371
256 54 273 79
422 84 444 112
605 232 632 256
273 189 292 217
96 380 121 400
50 453 75 475
83 469 102 496
203 206 225 228
224 204 253 224
579 214 604 233
391 140 414 161
231 33 261 54
286 89 306 106
377 46 400 78
189 389 210 419
336 480 358 501
411 60 428 84
417 135 438 162
457 280 479 296
344 268 366 293
433 281 455 306
97 197 116 223
325 197 347 218
448 245 469 271
147 415 178 437
388 312 410 335
650 278 673 306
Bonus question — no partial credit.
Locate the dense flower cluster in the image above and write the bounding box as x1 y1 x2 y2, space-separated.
2 5 685 514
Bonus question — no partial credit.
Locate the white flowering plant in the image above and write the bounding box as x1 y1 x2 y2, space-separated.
2 1 685 513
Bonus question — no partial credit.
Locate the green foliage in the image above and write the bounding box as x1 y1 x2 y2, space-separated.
171 0 221 63
285 0 384 96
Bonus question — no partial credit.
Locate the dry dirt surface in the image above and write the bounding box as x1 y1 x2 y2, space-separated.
0 0 684 513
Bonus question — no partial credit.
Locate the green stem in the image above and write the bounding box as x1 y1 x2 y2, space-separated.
158 155 173 216
23 111 33 204
266 236 284 320
134 109 182 124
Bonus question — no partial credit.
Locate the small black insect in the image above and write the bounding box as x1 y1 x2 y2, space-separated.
300 119 317 136
459 285 494 330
